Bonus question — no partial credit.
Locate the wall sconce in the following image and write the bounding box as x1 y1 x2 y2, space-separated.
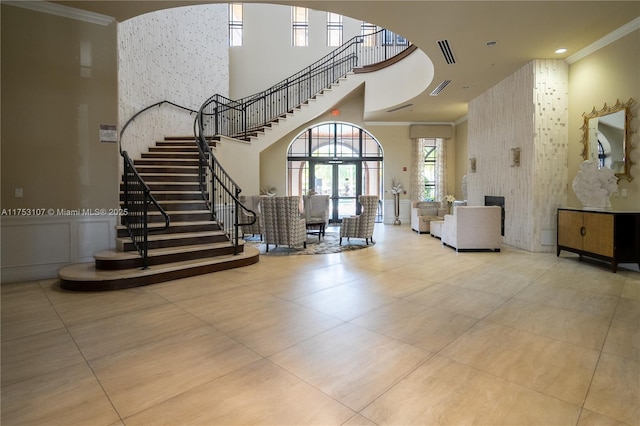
469 157 477 173
511 147 521 167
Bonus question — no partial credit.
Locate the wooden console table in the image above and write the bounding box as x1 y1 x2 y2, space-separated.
557 208 640 273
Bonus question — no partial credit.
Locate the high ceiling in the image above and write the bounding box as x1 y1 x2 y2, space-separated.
54 1 640 123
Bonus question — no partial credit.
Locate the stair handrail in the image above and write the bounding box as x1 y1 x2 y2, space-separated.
193 29 412 254
119 100 197 267
193 117 256 255
198 28 412 141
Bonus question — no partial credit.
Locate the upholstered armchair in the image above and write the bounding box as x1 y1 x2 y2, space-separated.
261 196 307 252
410 201 448 234
239 195 263 238
441 206 502 252
340 195 379 245
303 194 330 226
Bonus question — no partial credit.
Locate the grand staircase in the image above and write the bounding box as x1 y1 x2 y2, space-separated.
57 29 417 291
58 137 259 291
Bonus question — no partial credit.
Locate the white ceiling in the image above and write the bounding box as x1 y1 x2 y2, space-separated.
53 1 640 123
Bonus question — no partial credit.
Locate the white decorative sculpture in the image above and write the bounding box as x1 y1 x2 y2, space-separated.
572 160 618 209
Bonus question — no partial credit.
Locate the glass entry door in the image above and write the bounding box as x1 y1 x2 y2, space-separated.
312 162 357 223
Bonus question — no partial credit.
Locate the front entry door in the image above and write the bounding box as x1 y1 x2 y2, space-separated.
312 162 358 223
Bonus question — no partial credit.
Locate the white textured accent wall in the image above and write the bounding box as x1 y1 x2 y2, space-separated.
117 5 229 161
468 59 568 252
532 60 569 251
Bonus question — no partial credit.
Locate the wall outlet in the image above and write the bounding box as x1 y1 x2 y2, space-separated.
15 188 23 198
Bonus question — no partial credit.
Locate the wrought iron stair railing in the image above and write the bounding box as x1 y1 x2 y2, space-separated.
199 28 412 142
193 124 257 254
119 101 196 268
194 29 413 253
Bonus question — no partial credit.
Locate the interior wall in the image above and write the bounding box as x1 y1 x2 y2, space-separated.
1 4 118 211
229 4 363 99
259 92 418 223
118 4 228 163
567 29 640 210
1 4 119 281
468 60 569 252
454 119 469 200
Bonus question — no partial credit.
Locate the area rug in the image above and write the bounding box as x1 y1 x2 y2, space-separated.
243 232 374 256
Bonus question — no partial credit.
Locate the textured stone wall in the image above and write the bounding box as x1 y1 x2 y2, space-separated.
468 59 568 252
117 5 228 161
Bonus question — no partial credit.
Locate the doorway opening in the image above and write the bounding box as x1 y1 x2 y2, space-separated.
287 122 383 223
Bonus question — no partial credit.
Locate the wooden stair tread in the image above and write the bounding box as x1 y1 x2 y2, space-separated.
61 133 258 290
116 230 225 243
95 241 240 260
116 220 215 230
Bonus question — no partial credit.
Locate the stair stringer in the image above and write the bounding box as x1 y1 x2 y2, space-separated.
251 72 367 152
250 47 433 151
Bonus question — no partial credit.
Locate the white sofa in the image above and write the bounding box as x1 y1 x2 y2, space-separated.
410 201 448 234
442 206 502 252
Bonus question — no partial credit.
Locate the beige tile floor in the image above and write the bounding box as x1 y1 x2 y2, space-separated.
2 224 639 426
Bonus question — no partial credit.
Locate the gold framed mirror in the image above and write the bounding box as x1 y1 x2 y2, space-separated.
580 98 635 181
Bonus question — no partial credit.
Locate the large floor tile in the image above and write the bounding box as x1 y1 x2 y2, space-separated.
1 363 120 426
293 284 398 321
345 273 436 298
351 300 478 353
1 283 64 341
175 286 282 326
67 303 207 360
448 266 534 298
405 282 508 319
361 355 581 425
218 300 344 356
584 353 640 425
1 328 86 387
602 318 640 361
440 321 600 404
90 325 262 418
577 409 631 426
514 281 619 319
614 297 640 324
150 273 249 302
43 284 170 326
2 224 639 426
124 359 356 425
485 298 610 350
249 268 347 300
269 323 431 411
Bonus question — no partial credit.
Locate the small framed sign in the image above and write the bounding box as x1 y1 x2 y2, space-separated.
99 124 117 143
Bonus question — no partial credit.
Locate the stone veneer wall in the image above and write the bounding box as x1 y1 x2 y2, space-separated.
468 59 568 252
117 5 228 162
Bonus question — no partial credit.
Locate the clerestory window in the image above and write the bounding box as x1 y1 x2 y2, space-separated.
229 3 243 47
292 7 308 47
361 22 378 46
327 13 343 47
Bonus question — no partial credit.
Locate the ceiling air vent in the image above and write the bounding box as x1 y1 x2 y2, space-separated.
437 39 456 64
430 80 452 96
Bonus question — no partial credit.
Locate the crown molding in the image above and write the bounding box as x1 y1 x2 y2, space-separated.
3 1 115 26
566 16 640 64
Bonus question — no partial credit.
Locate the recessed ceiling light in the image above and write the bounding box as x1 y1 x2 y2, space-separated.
486 40 497 47
555 48 567 54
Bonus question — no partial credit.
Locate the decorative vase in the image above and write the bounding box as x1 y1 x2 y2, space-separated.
393 193 401 225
